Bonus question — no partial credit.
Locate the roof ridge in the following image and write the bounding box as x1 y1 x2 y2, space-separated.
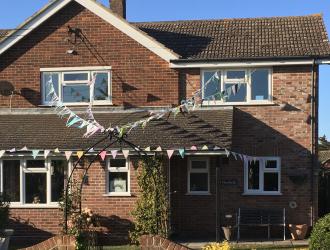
132 13 323 25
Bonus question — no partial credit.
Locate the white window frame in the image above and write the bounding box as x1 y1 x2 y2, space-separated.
243 157 281 195
105 158 131 197
0 157 70 208
41 67 112 106
187 157 210 195
201 68 273 105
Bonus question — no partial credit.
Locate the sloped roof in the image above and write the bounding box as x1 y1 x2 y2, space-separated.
0 109 233 151
0 29 11 40
134 14 330 60
319 150 330 164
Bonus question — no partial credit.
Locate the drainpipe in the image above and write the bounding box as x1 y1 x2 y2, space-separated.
310 58 317 226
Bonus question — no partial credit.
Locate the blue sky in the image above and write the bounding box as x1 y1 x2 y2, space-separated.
1 0 330 138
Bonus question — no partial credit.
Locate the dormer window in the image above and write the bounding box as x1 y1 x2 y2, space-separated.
41 66 112 105
201 68 272 105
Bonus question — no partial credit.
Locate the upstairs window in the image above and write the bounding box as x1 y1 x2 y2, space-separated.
201 68 271 105
41 67 111 105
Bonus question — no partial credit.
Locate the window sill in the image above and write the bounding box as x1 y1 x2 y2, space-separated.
39 102 113 107
9 204 60 209
185 192 212 196
103 193 131 197
242 192 282 196
203 101 275 106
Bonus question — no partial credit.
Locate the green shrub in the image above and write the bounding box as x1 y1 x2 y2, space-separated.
0 193 10 230
310 213 330 250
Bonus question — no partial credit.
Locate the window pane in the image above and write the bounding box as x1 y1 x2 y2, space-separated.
109 172 128 192
43 73 59 103
63 73 88 81
110 159 126 168
190 173 208 192
227 71 245 79
264 173 279 191
94 73 110 101
26 160 45 168
265 160 277 169
251 69 269 100
51 160 68 202
3 160 20 202
203 71 221 100
25 173 47 204
225 83 247 102
63 85 90 103
191 160 207 169
248 161 259 190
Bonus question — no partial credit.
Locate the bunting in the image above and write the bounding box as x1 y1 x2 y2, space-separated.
0 150 5 158
111 150 118 159
32 150 40 159
99 151 107 161
65 151 72 161
167 150 174 159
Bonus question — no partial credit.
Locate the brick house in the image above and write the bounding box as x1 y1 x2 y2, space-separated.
0 0 330 246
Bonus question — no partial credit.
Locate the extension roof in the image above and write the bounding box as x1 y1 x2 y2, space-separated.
0 109 233 151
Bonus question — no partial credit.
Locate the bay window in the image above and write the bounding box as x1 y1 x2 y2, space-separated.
0 158 68 206
201 68 272 104
244 157 281 195
41 67 111 105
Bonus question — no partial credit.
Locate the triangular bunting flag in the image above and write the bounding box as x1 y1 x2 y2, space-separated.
190 146 197 150
0 150 5 158
122 150 129 159
99 151 107 161
65 151 72 161
213 146 221 151
54 148 60 153
179 148 185 158
156 146 162 152
225 149 231 157
44 150 50 159
9 148 16 153
167 150 174 159
32 150 40 159
202 145 208 150
88 148 95 153
77 151 84 159
111 150 118 159
20 146 28 151
144 147 151 152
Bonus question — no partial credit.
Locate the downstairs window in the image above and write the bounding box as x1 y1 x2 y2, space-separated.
244 157 281 195
0 158 68 206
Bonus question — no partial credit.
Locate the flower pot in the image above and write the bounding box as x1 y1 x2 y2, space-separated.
222 226 232 241
288 224 308 240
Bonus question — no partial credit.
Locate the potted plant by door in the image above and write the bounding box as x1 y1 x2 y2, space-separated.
288 224 308 240
0 193 13 250
222 214 234 241
222 226 233 241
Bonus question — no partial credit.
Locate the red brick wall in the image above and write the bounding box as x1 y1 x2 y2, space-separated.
170 65 317 238
0 1 179 108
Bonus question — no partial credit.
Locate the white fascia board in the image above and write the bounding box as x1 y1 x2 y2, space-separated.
0 0 71 56
40 66 112 71
316 59 330 65
75 0 179 62
170 59 315 68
